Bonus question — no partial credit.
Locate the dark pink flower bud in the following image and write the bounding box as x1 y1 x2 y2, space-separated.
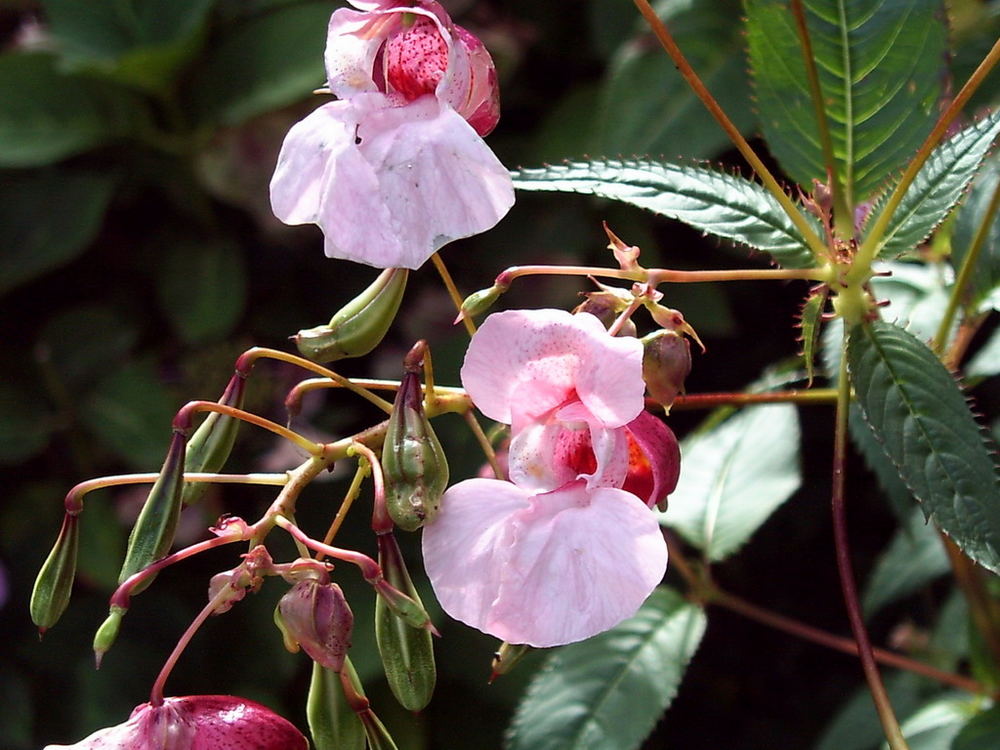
43 695 307 749
641 330 692 411
276 577 354 672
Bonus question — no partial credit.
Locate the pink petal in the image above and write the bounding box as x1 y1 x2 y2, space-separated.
624 411 682 507
452 25 500 136
422 479 667 647
324 8 386 99
461 309 644 431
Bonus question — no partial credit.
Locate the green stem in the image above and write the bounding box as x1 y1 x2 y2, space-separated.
432 252 477 337
631 0 830 263
463 410 504 479
854 36 1000 273
832 330 909 750
933 176 1000 355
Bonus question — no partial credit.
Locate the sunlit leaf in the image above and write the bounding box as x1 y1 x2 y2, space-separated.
848 320 1000 574
659 404 801 561
511 160 820 268
815 672 932 750
894 695 976 750
746 0 947 204
506 587 706 750
951 150 1000 308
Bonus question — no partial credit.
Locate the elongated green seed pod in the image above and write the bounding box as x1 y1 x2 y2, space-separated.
307 661 365 750
295 268 408 363
181 373 246 506
375 533 436 710
382 370 449 531
30 513 80 633
117 431 187 593
359 710 399 750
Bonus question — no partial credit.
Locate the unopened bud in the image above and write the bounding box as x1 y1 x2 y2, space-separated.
117 431 188 594
294 268 408 363
375 533 435 710
573 284 636 336
181 373 246 506
459 284 504 321
30 513 80 634
276 576 353 673
641 331 692 411
382 369 449 531
490 642 531 682
93 606 126 668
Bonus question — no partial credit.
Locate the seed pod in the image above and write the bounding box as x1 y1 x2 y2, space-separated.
295 268 408 363
359 710 400 750
93 606 125 668
117 431 188 593
641 330 692 412
307 661 365 750
382 369 449 531
372 578 435 632
181 373 246 507
276 577 354 673
375 533 435 710
30 513 80 634
459 284 504 320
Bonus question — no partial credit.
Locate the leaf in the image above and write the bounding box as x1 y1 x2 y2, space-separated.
799 288 827 384
893 695 975 750
862 508 950 616
186 2 332 126
849 404 916 522
595 0 753 160
745 0 947 204
965 325 1000 380
953 706 1000 750
847 320 1000 574
659 404 801 561
0 171 116 296
0 53 150 167
875 112 1000 260
505 587 706 750
814 672 931 750
510 160 821 268
42 0 215 91
156 239 248 344
951 149 1000 307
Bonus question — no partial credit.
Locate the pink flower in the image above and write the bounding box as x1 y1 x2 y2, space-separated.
44 695 308 749
422 309 678 647
270 1 513 269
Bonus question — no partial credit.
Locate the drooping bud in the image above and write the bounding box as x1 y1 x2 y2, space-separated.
117 430 188 593
30 513 80 634
307 661 365 750
375 533 436 710
295 268 408 363
489 641 531 682
382 360 449 532
641 330 692 412
572 280 636 336
459 284 505 321
276 575 354 673
92 606 125 668
42 695 308 749
181 373 246 506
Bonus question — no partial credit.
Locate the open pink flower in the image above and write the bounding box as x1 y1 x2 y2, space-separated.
422 308 678 646
44 695 307 749
270 1 513 269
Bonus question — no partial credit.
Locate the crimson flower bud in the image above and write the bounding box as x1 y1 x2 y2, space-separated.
276 575 353 673
641 330 692 411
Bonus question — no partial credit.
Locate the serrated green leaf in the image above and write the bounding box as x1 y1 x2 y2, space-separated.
0 53 150 167
186 2 332 126
849 404 916 521
799 288 826 383
891 695 976 750
953 705 1000 750
862 509 949 616
510 160 820 268
156 240 247 344
505 587 706 750
596 0 752 160
746 0 947 204
951 150 1000 307
659 404 801 561
0 171 115 296
848 320 1000 573
43 0 215 91
875 112 1000 260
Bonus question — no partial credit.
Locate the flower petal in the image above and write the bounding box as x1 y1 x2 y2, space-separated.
624 410 682 507
423 479 667 647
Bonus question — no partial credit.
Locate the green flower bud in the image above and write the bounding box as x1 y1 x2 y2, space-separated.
490 641 531 682
382 369 449 531
641 330 692 412
30 513 80 634
307 661 365 750
117 431 188 594
459 284 504 320
181 373 246 507
93 605 125 668
276 577 353 673
375 533 435 710
295 268 408 363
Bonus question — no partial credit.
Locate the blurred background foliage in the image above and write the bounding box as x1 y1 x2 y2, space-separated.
2 0 1000 748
